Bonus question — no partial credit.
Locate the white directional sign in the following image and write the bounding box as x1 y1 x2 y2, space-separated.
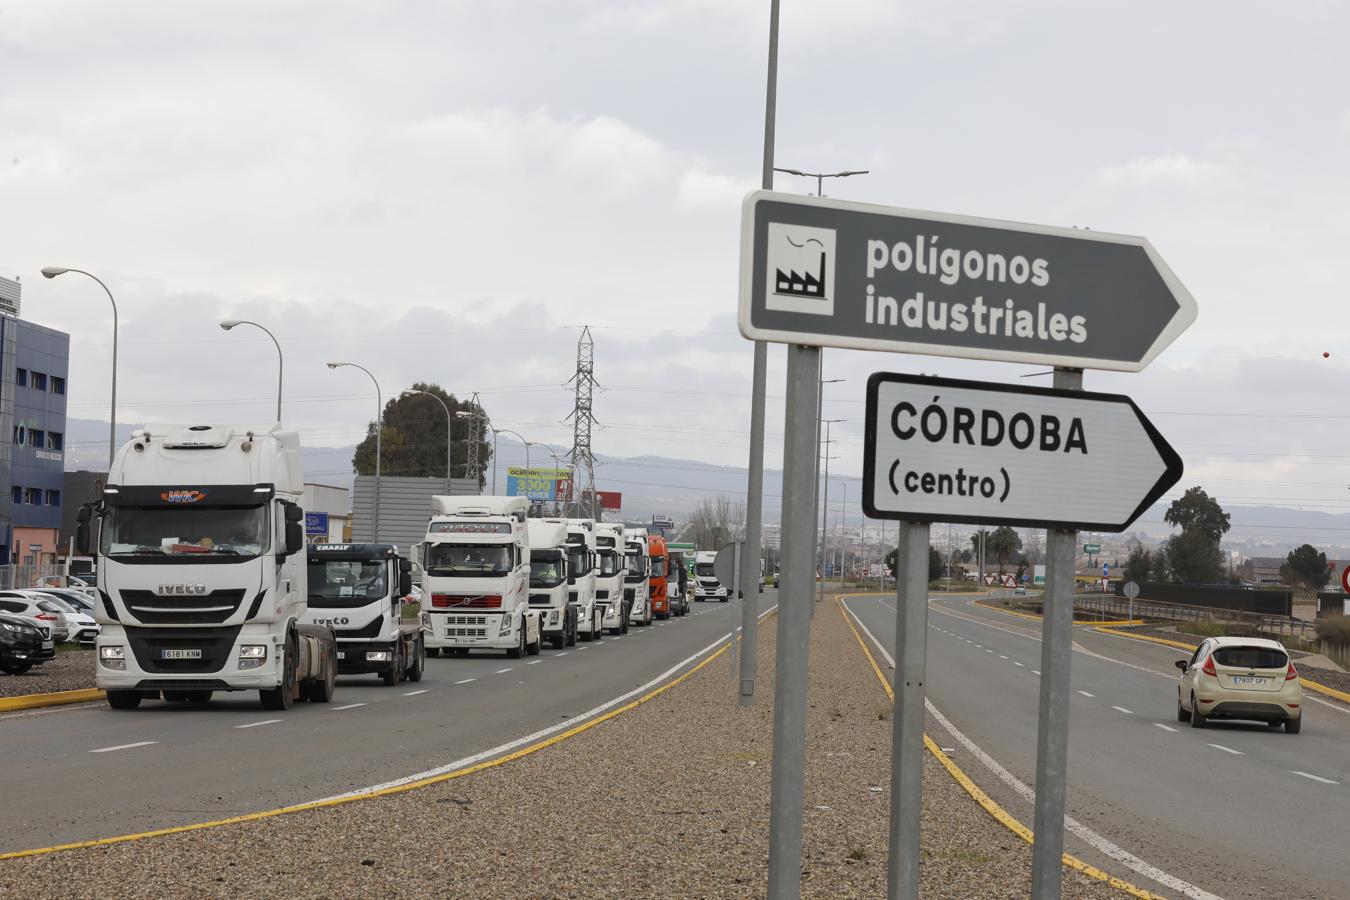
739 191 1197 372
862 373 1182 531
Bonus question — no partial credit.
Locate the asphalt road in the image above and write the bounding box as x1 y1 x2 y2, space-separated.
846 593 1350 900
1 592 774 854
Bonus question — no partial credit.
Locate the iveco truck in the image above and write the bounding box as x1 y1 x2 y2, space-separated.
594 522 628 636
564 518 601 641
527 519 572 650
302 543 425 685
624 528 652 627
420 496 541 658
82 424 337 710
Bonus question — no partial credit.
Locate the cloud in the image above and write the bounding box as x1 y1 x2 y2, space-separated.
676 168 757 210
1098 153 1234 188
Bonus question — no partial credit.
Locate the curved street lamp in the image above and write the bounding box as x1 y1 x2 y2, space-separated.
41 266 118 468
328 362 383 541
220 320 283 422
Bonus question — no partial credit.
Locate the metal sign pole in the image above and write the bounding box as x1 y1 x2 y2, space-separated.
767 344 820 899
888 520 929 899
730 540 741 678
1030 367 1082 898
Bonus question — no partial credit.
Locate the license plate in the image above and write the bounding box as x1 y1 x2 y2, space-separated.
160 648 202 660
1231 676 1270 686
41 640 53 650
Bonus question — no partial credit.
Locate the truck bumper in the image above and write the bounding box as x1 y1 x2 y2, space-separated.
335 639 400 674
599 600 624 628
94 628 284 692
424 611 520 650
536 606 567 637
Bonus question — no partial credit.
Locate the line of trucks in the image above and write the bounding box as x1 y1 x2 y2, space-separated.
78 424 737 710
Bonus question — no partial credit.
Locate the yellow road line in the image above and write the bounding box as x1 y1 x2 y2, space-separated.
1 616 770 862
836 594 1165 900
0 688 105 713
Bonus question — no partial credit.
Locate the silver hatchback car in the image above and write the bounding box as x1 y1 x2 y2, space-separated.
1176 636 1303 733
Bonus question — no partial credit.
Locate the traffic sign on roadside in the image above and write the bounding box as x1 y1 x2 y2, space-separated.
1123 581 1141 600
1083 543 1101 554
862 373 1183 531
738 191 1196 372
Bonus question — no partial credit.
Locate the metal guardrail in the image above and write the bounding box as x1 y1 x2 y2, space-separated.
1071 593 1319 641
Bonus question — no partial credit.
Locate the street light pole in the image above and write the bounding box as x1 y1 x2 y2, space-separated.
327 362 383 541
772 167 869 199
41 267 118 468
814 378 844 590
402 389 453 486
219 320 283 422
817 420 844 604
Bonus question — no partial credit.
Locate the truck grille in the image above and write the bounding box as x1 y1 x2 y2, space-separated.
124 626 243 674
529 594 551 605
595 589 609 600
121 589 248 625
438 613 491 639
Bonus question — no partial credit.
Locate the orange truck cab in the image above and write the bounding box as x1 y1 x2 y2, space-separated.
648 535 670 620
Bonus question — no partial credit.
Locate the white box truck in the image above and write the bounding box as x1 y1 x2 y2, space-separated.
527 519 571 650
82 424 337 710
420 496 540 658
694 550 728 602
594 523 628 636
301 543 425 685
564 518 602 642
624 528 653 627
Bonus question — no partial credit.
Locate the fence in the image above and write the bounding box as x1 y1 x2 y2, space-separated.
0 564 66 592
1113 581 1293 617
1074 593 1319 641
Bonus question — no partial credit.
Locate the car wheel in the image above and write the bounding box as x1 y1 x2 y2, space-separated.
0 658 33 675
1285 716 1302 734
1176 694 1190 723
1189 693 1206 728
106 689 142 710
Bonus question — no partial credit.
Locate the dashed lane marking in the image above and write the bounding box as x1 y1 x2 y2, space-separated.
1112 706 1134 715
234 720 282 730
1207 744 1242 756
402 690 429 696
1292 771 1339 785
331 703 367 711
90 741 157 753
1078 691 1096 698
454 678 476 685
494 668 513 675
1154 724 1178 733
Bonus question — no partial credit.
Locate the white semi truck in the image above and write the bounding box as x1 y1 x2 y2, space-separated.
624 528 653 627
81 424 338 710
301 543 425 685
594 522 628 636
527 519 571 650
564 518 602 642
420 496 541 658
694 549 728 602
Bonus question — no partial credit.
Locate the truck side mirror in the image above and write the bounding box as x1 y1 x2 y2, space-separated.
75 503 95 556
399 558 412 574
399 572 413 596
283 503 304 556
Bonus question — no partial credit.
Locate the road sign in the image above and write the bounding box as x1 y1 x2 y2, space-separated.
1083 543 1101 554
714 542 741 595
1103 563 1111 576
738 191 1196 372
1123 580 1141 600
304 511 330 536
862 373 1183 531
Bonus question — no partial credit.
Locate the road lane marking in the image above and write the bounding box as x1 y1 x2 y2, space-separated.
1154 723 1178 733
555 652 568 656
526 660 542 665
999 655 1008 660
90 741 157 753
1207 744 1243 755
454 678 476 685
984 649 994 654
1112 706 1134 715
1031 670 1041 675
402 690 428 696
1013 662 1025 667
844 599 1221 900
234 719 282 729
1078 690 1095 698
494 668 513 674
1292 771 1339 785
331 703 367 711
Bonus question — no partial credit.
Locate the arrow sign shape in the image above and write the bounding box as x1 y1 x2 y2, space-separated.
739 191 1197 372
862 374 1183 531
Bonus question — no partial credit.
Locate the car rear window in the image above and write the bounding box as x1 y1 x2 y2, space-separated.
1213 646 1288 669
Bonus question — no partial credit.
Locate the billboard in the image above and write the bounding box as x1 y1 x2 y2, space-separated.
506 467 574 502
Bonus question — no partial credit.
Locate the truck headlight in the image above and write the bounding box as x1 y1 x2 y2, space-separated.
239 644 268 670
100 645 126 670
366 651 392 662
421 613 431 629
499 615 513 635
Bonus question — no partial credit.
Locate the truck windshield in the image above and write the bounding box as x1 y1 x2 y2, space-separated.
100 506 268 560
530 551 565 588
696 563 715 577
425 543 513 577
624 547 644 581
566 547 587 583
597 550 621 577
308 560 387 607
650 557 666 577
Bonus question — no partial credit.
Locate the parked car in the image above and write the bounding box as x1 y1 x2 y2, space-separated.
31 588 96 617
0 593 72 643
1175 637 1303 734
21 591 100 644
0 611 56 674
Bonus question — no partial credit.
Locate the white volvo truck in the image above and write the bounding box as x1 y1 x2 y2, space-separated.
594 523 628 636
301 543 425 685
694 549 728 602
82 424 337 710
420 496 540 658
624 528 653 627
563 518 601 642
527 519 572 650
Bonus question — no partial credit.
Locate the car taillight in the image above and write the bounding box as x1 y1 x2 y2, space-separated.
1201 655 1217 678
1286 661 1299 682
36 613 58 621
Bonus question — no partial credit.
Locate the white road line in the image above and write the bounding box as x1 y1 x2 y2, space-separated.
1111 706 1134 715
845 603 1223 900
495 668 513 674
526 660 542 665
999 655 1008 660
402 689 429 696
90 741 157 753
1292 771 1340 785
1013 661 1025 667
1032 670 1041 675
1077 690 1095 698
331 703 367 711
556 651 569 656
454 678 476 685
1154 723 1179 733
234 719 282 730
983 649 994 654
1207 743 1243 756
578 646 588 650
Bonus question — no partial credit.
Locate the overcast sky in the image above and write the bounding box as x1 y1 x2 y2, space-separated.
3 0 1349 535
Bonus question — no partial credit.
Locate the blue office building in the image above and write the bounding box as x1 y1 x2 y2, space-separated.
0 275 70 569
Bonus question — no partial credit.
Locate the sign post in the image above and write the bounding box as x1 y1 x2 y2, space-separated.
1123 579 1141 625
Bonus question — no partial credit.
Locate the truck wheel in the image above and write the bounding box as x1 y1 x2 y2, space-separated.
593 608 603 639
526 623 541 656
260 634 297 711
565 611 577 647
507 623 526 659
106 690 142 710
300 641 337 703
381 645 403 686
580 611 594 642
406 636 425 683
549 629 566 650
1 659 33 675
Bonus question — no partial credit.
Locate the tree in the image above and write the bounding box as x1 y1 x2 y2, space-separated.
352 384 491 486
1164 487 1231 545
884 545 946 581
1282 544 1330 590
686 495 745 550
1162 530 1224 584
1123 544 1154 585
969 527 1021 572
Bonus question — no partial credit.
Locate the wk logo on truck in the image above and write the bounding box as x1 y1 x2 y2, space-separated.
765 223 836 316
161 489 209 504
